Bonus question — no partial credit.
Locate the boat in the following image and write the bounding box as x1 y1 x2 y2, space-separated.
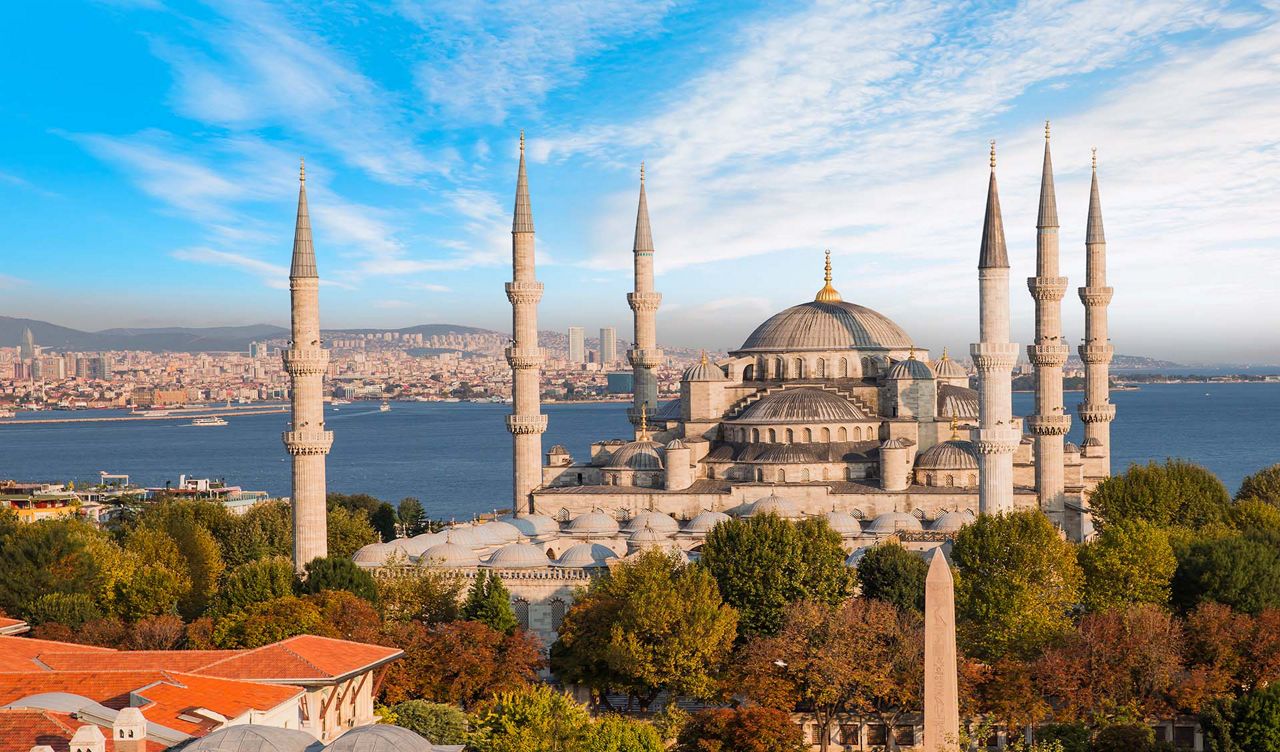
191 416 229 426
0 409 13 419
379 401 391 412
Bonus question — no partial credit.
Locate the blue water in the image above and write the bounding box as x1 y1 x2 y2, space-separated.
0 383 1275 519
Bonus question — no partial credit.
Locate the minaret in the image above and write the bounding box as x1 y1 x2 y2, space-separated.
283 159 333 570
627 163 662 435
506 132 547 515
1026 122 1071 522
1078 148 1115 475
970 142 1020 516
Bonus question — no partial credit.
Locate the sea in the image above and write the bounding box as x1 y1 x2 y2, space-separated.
1 382 1277 521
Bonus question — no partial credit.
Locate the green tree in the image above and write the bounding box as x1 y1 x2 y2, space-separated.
1233 684 1280 752
0 519 100 621
212 595 324 648
212 557 297 616
855 541 928 612
390 700 468 744
114 565 187 620
1035 723 1089 752
952 511 1083 662
300 556 378 602
1092 724 1157 752
1173 532 1280 614
1089 459 1231 531
467 684 591 752
328 505 380 558
376 569 463 624
1227 499 1280 539
462 571 519 635
29 592 102 628
223 500 293 566
552 549 738 710
1238 464 1280 505
398 497 429 537
1078 520 1176 612
673 707 805 752
584 715 664 752
371 503 399 542
698 514 853 638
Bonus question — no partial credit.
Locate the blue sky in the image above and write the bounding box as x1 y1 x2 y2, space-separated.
2 0 1278 362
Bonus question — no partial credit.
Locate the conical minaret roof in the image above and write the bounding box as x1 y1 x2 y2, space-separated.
1086 149 1105 244
633 163 653 253
1037 121 1058 229
290 159 317 279
513 132 534 234
978 141 1009 269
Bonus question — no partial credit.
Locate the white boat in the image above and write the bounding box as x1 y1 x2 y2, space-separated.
379 401 391 412
191 416 229 426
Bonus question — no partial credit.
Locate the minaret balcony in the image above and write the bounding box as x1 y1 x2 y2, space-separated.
1027 276 1068 301
505 346 545 369
282 348 329 375
282 429 334 454
970 342 1019 370
507 414 549 435
1027 343 1069 366
1078 286 1114 306
974 427 1021 454
1026 414 1072 436
627 291 662 312
505 281 544 305
1077 403 1117 423
1077 343 1114 364
627 348 663 369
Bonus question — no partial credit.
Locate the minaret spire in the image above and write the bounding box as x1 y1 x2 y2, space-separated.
1078 148 1115 483
506 131 547 515
971 140 1019 516
283 158 333 571
1027 121 1071 525
627 163 662 435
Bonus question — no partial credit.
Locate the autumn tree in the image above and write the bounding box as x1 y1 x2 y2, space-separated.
552 549 738 710
1238 464 1280 505
223 500 293 566
462 570 519 635
673 707 805 752
328 505 380 558
952 511 1082 661
380 620 544 708
1088 459 1231 531
855 541 928 612
1078 520 1176 612
305 589 383 644
698 514 853 638
582 715 665 752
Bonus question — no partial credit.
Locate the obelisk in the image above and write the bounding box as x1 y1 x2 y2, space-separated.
923 548 959 751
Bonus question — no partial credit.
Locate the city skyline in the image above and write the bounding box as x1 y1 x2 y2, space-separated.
2 2 1278 362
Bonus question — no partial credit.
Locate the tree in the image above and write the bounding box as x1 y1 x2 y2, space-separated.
698 514 853 638
389 700 468 744
380 620 544 708
951 511 1082 662
211 557 296 616
582 715 664 752
128 614 186 650
371 502 399 542
466 684 591 752
114 564 187 620
212 595 324 648
1181 603 1280 709
855 541 928 612
0 519 100 621
1173 532 1280 614
1092 724 1157 752
1078 520 1176 612
224 500 293 566
328 505 380 558
301 556 378 602
673 708 805 752
1232 684 1280 752
972 658 1050 733
376 569 463 624
1034 723 1089 752
1238 464 1280 505
1088 459 1231 531
29 592 102 628
398 497 429 537
462 571 519 635
305 589 384 644
552 549 738 710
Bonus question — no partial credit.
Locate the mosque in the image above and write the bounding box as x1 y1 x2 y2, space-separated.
287 125 1117 646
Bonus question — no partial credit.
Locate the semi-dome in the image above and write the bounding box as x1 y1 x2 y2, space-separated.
180 725 323 752
624 511 680 535
500 513 560 537
866 511 924 535
566 510 621 537
682 510 731 534
825 510 863 537
747 492 803 519
420 535 481 569
485 542 549 569
734 388 866 424
915 440 979 471
604 439 665 470
734 300 913 353
555 542 618 568
328 725 435 752
887 356 935 380
931 509 975 533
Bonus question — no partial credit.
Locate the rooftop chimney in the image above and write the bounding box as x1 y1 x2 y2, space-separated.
70 725 106 752
113 707 148 752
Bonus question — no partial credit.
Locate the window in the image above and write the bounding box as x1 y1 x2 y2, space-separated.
513 599 530 631
804 428 813 442
793 358 805 378
743 364 755 380
946 474 955 487
838 427 847 441
893 725 915 746
767 428 777 443
752 428 760 443
839 357 849 377
867 725 887 746
853 426 862 440
816 358 826 378
926 473 935 486
774 358 784 378
801 468 810 482
549 599 567 631
756 468 764 481
840 725 860 745
785 428 794 444
821 427 831 442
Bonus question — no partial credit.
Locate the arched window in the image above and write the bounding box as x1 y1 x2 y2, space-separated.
821 427 831 442
779 469 787 483
926 473 935 487
768 428 777 443
752 428 760 443
756 467 764 481
862 357 877 377
549 599 567 631
513 599 531 631
839 358 849 377
804 428 813 442
838 427 848 441
707 466 716 479
945 474 954 487
853 426 862 441
785 428 794 444
801 468 810 482
794 358 805 378
816 359 826 378
743 364 755 381
968 474 977 486
774 358 784 378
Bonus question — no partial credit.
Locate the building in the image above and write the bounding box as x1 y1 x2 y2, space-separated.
599 326 617 366
567 326 585 364
19 328 35 361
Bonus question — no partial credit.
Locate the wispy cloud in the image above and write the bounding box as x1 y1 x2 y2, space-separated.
172 246 289 289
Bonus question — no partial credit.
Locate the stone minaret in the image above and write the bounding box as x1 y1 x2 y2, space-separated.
506 133 547 515
283 159 332 570
1078 149 1115 475
1026 122 1071 522
971 142 1020 516
627 164 662 435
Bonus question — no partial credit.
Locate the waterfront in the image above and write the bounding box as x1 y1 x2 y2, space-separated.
0 382 1275 520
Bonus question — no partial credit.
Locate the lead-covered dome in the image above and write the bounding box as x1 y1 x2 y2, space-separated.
485 542 549 569
327 726 435 752
181 726 323 752
604 439 665 470
887 357 935 380
915 440 979 471
734 300 913 353
734 388 866 423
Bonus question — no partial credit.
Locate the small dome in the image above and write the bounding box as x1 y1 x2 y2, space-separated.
915 440 979 471
548 444 569 454
420 535 481 569
605 439 665 470
624 511 680 535
887 356 935 380
932 352 967 379
1065 441 1082 454
665 439 687 450
866 511 924 535
1081 438 1102 448
683 357 727 382
824 510 863 537
500 513 560 537
931 509 975 533
485 542 549 569
400 532 446 557
478 520 523 543
181 726 323 752
328 726 435 752
567 510 622 537
441 526 483 547
629 521 672 545
747 493 803 520
735 388 866 424
555 542 618 569
881 437 914 450
682 510 731 534
352 542 388 566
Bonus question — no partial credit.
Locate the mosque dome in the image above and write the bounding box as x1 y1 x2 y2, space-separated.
604 440 665 470
555 542 618 569
866 511 924 535
683 356 727 382
747 492 803 519
931 351 968 379
824 510 863 537
665 439 687 450
682 510 731 534
734 388 866 424
931 509 975 533
440 526 483 547
478 520 523 543
887 356 935 380
420 535 481 569
500 513 560 538
401 532 446 557
352 542 388 566
567 510 621 537
180 726 323 752
915 440 979 471
1065 441 1082 454
327 725 435 752
485 542 549 569
624 511 680 535
734 299 913 354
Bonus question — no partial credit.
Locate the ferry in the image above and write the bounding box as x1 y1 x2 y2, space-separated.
379 401 391 412
131 409 172 417
191 416 229 427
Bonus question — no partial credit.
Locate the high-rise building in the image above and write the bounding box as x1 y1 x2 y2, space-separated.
567 326 585 364
19 328 36 361
599 326 617 366
250 341 266 359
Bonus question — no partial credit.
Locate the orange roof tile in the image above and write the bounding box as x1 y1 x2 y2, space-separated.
196 634 402 683
36 650 237 673
0 635 113 672
0 708 167 752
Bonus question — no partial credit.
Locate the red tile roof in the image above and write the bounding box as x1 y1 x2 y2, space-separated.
193 635 402 683
0 708 167 752
36 650 237 673
0 617 29 636
0 635 113 672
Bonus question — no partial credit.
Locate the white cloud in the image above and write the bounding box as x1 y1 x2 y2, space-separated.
172 247 290 289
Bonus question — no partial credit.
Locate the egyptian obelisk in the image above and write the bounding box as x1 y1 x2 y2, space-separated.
924 549 960 751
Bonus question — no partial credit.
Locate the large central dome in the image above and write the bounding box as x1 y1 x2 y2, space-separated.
734 300 913 353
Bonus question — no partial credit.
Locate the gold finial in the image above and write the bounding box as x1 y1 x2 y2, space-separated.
640 161 645 183
700 349 709 366
815 250 841 303
940 347 949 361
1091 147 1097 170
299 157 305 183
950 416 959 440
638 403 649 440
989 140 997 169
519 130 525 154
1045 120 1051 141
908 350 916 360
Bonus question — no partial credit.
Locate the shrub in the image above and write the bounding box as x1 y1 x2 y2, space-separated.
390 700 468 744
300 556 378 603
